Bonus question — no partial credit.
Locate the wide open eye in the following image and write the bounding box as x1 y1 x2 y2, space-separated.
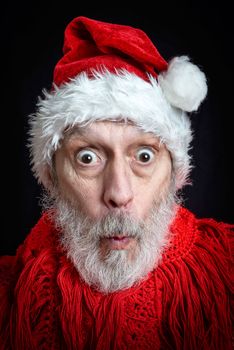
135 147 155 163
76 149 99 165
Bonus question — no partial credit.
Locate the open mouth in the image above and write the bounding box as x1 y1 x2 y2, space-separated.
109 236 128 241
102 236 135 250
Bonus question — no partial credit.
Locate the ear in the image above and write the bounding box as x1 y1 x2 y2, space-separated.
41 164 55 191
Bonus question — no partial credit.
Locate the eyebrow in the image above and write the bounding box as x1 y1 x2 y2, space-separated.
63 123 163 148
64 125 86 137
64 119 136 138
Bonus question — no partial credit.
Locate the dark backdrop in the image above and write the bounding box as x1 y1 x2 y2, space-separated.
1 3 233 255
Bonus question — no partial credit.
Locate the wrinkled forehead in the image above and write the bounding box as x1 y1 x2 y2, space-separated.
63 120 163 147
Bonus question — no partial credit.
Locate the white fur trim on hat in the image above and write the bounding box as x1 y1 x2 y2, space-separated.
29 67 206 190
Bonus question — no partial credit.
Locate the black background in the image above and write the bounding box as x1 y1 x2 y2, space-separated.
1 2 233 255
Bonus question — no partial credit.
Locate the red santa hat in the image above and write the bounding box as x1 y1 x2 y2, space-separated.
29 16 207 189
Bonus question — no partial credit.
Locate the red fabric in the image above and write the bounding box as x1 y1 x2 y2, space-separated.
53 16 168 86
0 207 233 349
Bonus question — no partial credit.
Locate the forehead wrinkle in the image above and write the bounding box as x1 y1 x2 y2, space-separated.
64 119 135 138
64 125 88 139
63 121 164 152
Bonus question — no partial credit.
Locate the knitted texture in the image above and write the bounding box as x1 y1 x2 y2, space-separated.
0 207 233 349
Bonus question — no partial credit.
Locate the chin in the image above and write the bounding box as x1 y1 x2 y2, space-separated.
61 215 174 293
70 242 158 293
53 187 177 293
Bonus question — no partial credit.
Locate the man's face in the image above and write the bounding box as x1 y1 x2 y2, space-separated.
55 121 172 215
52 121 176 292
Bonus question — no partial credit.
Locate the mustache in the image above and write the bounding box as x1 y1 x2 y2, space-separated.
86 211 145 239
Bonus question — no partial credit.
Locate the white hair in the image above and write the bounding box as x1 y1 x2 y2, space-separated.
29 69 194 190
46 186 178 294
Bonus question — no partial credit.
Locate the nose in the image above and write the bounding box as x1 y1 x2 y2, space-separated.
103 157 134 210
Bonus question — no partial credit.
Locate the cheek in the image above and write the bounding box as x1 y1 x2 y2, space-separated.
57 166 103 215
153 166 172 194
133 160 172 216
55 152 105 217
76 183 105 218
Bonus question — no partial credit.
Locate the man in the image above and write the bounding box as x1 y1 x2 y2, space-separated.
0 16 232 349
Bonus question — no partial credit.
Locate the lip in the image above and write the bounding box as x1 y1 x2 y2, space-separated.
102 236 134 250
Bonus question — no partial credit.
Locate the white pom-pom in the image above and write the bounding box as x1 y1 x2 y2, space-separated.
158 56 207 112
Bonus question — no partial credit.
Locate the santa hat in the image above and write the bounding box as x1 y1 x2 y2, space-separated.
29 16 207 189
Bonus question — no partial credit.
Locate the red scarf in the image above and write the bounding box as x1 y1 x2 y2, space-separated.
0 207 233 349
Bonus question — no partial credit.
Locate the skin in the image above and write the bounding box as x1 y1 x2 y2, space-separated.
53 121 172 256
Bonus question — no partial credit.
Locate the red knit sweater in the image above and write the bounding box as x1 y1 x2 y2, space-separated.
0 207 233 350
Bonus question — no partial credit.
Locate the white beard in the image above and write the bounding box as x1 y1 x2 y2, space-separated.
49 189 177 294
